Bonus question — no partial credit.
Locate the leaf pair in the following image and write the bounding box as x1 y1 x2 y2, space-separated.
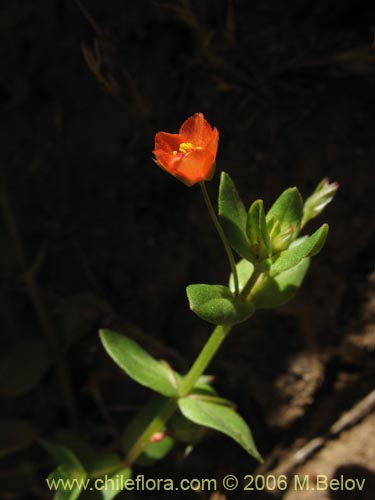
100 330 261 463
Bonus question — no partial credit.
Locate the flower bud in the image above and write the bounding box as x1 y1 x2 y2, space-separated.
302 178 338 227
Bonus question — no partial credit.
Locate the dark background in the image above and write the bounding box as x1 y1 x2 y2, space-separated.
1 0 375 498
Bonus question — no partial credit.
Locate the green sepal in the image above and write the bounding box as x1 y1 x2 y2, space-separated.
99 330 180 397
251 258 310 309
218 172 254 261
266 187 303 246
186 284 255 325
271 224 328 274
246 200 272 261
178 396 262 462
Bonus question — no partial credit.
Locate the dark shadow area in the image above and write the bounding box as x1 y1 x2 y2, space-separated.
1 0 375 498
330 465 375 500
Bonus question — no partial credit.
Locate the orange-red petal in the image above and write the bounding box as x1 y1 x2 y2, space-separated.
179 113 216 146
154 131 182 153
171 148 216 186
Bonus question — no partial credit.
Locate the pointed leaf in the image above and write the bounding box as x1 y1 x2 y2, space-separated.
266 187 303 236
271 224 328 273
218 172 253 261
40 441 85 472
43 443 87 500
178 397 261 461
186 284 255 325
47 466 87 500
101 467 132 500
246 200 271 261
99 330 179 397
252 258 310 309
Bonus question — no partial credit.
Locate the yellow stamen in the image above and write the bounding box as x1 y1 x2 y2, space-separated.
179 142 194 153
172 142 203 157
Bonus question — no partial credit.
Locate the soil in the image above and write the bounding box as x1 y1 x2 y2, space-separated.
1 1 374 499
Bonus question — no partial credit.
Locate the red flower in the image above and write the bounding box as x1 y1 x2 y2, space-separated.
153 113 219 186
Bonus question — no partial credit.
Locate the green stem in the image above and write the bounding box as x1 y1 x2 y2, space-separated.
120 324 232 470
0 183 77 423
178 324 231 395
120 398 177 470
241 265 263 299
199 181 239 295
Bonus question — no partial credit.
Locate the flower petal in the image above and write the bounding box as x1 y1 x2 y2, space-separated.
173 149 216 186
179 113 215 147
154 132 182 153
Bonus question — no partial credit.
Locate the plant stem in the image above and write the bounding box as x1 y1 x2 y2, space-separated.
241 265 263 299
120 324 232 469
122 398 177 467
0 183 77 423
178 324 232 395
199 181 239 295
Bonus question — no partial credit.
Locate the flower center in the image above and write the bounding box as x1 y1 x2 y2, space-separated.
173 142 203 157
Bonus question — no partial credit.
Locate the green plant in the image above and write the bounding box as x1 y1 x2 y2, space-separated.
45 113 337 499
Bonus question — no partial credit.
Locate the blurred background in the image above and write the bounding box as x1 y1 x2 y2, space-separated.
1 0 375 498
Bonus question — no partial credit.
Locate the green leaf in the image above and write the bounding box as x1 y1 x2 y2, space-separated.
87 453 121 475
271 224 328 273
169 411 207 445
0 338 52 396
99 330 179 397
266 187 303 238
101 467 132 500
140 436 174 465
229 259 254 294
57 292 110 350
218 172 253 261
0 419 38 458
186 284 255 325
246 200 271 261
43 442 87 500
251 258 310 309
40 441 86 473
47 466 87 500
178 397 262 461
